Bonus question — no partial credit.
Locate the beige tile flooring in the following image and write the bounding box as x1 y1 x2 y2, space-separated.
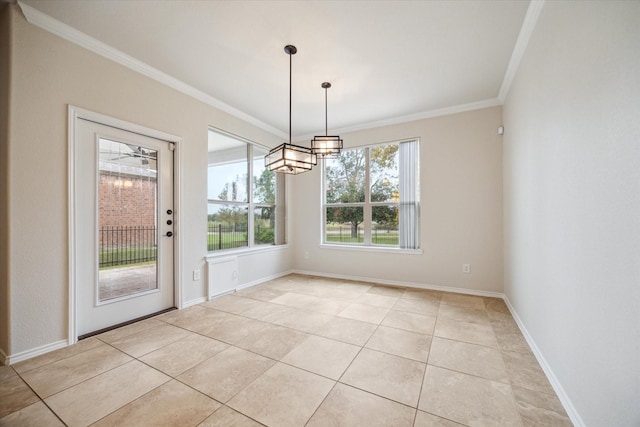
0 274 573 426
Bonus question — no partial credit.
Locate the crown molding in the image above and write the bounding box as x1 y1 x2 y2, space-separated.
498 0 545 103
297 98 502 140
16 1 288 140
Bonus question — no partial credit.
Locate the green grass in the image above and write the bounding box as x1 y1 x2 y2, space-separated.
208 232 248 251
326 232 399 245
99 247 156 269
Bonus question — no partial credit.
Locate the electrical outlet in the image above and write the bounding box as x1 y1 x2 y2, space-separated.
304 251 309 259
462 264 471 274
193 269 200 281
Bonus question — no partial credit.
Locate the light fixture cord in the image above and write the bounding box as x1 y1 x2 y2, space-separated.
289 49 292 144
325 87 328 136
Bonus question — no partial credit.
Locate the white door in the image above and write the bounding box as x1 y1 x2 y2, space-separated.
75 118 175 337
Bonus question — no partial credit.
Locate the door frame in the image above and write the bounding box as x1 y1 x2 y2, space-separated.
67 105 183 345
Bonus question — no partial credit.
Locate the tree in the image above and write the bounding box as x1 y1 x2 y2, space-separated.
325 145 399 237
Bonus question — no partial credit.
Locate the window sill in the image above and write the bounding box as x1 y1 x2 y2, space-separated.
319 243 423 255
206 244 289 260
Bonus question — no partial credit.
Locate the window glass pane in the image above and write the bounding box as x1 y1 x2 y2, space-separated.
207 203 248 251
254 207 275 245
325 149 366 203
370 144 399 202
253 146 275 204
325 207 364 244
208 131 248 202
372 205 399 246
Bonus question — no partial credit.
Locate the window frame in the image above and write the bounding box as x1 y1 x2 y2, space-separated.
207 128 283 253
321 138 420 251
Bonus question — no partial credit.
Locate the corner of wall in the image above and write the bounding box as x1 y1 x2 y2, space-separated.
0 2 14 362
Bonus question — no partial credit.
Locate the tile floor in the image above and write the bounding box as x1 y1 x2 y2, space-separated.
0 274 573 426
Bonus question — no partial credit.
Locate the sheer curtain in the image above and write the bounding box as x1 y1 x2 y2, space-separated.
399 140 420 249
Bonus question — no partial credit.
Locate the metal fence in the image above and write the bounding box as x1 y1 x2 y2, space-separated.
326 224 399 245
207 223 274 251
99 225 157 268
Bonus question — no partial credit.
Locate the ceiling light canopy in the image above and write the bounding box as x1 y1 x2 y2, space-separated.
265 45 317 174
311 82 343 158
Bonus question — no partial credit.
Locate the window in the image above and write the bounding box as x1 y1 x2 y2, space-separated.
207 129 285 251
323 139 419 249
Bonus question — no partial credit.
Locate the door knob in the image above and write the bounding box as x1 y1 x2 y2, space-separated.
165 231 173 237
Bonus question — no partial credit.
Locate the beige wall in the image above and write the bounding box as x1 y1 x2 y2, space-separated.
5 4 292 357
0 4 11 358
503 1 640 425
291 106 503 293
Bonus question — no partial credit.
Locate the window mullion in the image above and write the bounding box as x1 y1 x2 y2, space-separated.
247 144 254 247
364 147 371 245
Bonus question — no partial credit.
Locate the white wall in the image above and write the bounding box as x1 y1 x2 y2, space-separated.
291 107 503 294
4 5 292 357
503 1 640 426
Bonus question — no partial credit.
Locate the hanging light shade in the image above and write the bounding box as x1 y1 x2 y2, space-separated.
265 45 316 174
311 82 343 158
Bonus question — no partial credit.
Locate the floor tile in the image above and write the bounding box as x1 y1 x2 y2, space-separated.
20 344 132 398
381 310 436 335
338 303 390 324
491 320 534 355
236 286 287 303
271 292 350 315
12 337 103 374
512 385 573 427
428 337 509 383
307 383 415 427
92 379 219 426
311 316 378 346
340 348 425 407
401 289 442 303
198 405 264 426
202 295 267 316
440 293 486 310
228 363 334 427
107 323 191 358
367 284 407 297
354 292 399 308
263 307 334 333
502 351 555 394
96 318 165 344
434 318 498 348
414 410 466 427
281 335 360 380
139 333 229 377
0 401 65 426
365 326 431 362
197 312 271 345
177 346 275 403
235 323 308 360
45 360 169 427
437 304 490 325
484 297 511 313
393 298 440 316
419 365 522 426
0 366 39 418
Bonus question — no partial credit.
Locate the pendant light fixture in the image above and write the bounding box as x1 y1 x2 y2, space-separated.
311 82 343 158
265 45 317 174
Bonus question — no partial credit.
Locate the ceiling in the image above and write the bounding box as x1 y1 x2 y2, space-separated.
20 0 531 139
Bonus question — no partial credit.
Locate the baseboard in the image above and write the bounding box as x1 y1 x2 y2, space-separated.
183 296 207 308
291 269 504 299
503 297 585 427
0 347 8 366
6 339 68 365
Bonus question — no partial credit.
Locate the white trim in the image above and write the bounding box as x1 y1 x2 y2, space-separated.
6 340 68 365
182 297 207 308
503 296 585 427
297 99 502 140
206 244 289 260
498 0 545 102
67 105 183 342
319 244 423 255
17 1 287 140
291 269 503 299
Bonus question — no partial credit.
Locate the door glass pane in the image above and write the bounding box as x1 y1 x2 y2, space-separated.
98 138 158 302
207 203 249 251
325 206 364 244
